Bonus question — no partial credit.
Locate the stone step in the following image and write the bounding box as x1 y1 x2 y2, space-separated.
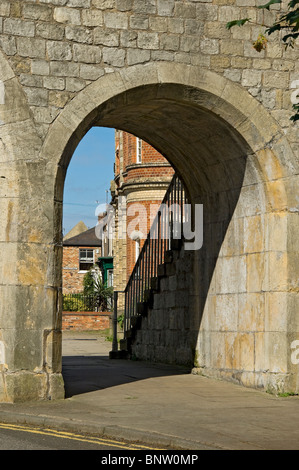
137 302 148 316
109 349 129 359
131 314 142 328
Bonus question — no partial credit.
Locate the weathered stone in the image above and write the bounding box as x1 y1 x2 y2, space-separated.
94 28 119 46
79 63 105 80
4 18 35 37
23 86 48 106
102 47 125 66
127 48 150 65
23 3 53 21
73 44 102 63
137 31 159 50
17 37 46 59
43 76 65 91
47 40 73 61
50 61 80 77
54 7 81 25
36 23 65 41
65 77 86 92
65 25 93 44
157 0 175 16
0 0 297 403
31 59 50 76
81 9 103 26
130 14 149 30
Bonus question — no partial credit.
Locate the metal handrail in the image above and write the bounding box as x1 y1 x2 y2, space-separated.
124 174 190 331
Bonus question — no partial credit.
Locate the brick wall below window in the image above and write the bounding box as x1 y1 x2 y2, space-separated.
62 311 112 331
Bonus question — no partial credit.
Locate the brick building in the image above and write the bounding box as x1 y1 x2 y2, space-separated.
62 131 174 299
111 130 174 303
62 226 102 294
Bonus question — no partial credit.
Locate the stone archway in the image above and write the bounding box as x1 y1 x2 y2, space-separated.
0 60 298 402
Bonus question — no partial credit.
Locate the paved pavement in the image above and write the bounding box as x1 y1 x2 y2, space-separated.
0 330 298 451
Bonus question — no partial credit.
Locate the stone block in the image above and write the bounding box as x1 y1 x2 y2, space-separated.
102 47 125 66
4 18 35 37
79 63 105 80
50 61 80 77
0 36 17 56
36 23 65 41
243 215 265 254
149 17 167 32
65 25 93 44
0 0 10 16
48 90 72 107
104 11 128 29
216 255 247 294
73 44 102 63
54 7 81 25
120 30 138 47
157 0 175 16
221 40 244 57
200 38 219 55
238 293 265 332
47 41 73 61
43 76 65 90
31 59 50 75
127 48 150 65
17 37 46 59
91 0 115 8
215 293 238 331
134 0 156 14
137 31 159 50
241 69 262 87
23 86 48 106
246 252 266 293
180 36 200 53
23 3 53 21
130 14 149 29
94 28 119 46
263 71 289 89
68 0 91 6
82 9 103 26
65 77 86 92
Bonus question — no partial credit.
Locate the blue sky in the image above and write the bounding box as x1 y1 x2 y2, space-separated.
63 126 115 236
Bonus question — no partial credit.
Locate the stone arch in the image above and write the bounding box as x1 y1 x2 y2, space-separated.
1 61 297 402
42 62 297 393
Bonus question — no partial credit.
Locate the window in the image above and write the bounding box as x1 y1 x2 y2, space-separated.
136 137 142 163
79 248 94 271
107 269 113 288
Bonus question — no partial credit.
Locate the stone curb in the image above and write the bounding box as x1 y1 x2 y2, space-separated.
0 409 220 451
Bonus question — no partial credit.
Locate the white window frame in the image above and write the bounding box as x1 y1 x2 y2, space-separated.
79 248 94 272
136 137 142 164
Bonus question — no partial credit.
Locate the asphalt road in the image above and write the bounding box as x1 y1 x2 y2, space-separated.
0 422 158 451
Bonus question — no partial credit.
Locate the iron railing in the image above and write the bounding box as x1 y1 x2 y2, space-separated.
62 293 112 312
124 174 190 332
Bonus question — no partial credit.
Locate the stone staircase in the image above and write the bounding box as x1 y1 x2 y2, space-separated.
119 238 184 360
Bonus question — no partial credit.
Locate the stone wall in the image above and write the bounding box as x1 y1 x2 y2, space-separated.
0 0 298 402
0 0 297 137
131 244 196 367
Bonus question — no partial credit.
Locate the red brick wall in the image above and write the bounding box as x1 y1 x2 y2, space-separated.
62 311 111 330
114 131 174 285
126 199 164 279
62 245 101 294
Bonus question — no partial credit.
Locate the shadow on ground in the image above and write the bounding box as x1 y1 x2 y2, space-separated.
62 355 191 398
62 333 191 398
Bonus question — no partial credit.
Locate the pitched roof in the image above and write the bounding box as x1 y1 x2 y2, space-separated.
63 226 102 247
64 221 88 241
